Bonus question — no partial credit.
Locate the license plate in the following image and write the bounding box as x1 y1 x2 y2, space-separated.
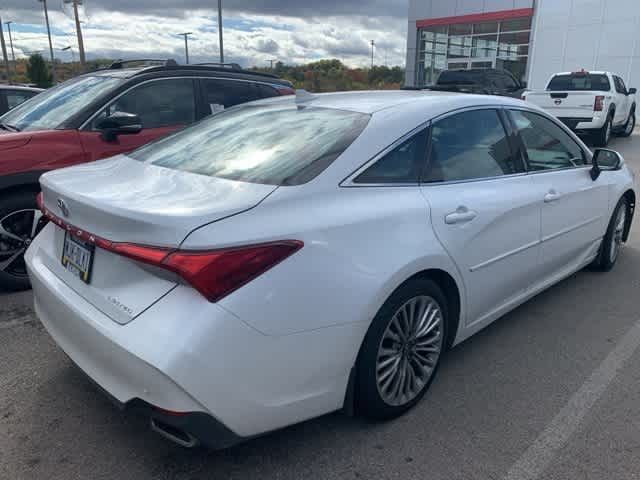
61 233 95 284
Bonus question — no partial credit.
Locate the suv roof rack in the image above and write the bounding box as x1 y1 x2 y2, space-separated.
195 62 242 70
109 59 178 69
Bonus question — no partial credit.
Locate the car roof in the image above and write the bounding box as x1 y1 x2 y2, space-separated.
272 90 528 115
89 60 292 86
553 71 608 76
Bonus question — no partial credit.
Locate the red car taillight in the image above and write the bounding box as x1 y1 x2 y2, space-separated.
594 95 605 111
111 241 303 302
36 192 44 211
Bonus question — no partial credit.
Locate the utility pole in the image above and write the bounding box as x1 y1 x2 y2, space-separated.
61 46 75 74
38 0 57 83
217 0 224 63
370 40 375 69
268 59 277 70
64 0 86 72
178 32 192 64
0 19 10 83
5 22 16 63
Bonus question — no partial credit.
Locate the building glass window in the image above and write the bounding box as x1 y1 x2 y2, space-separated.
416 15 532 86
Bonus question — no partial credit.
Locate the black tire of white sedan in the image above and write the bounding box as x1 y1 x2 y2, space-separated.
356 277 448 419
620 109 636 138
0 190 45 291
594 116 613 147
592 197 629 272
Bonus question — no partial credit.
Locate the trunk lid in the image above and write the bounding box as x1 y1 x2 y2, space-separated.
38 155 277 324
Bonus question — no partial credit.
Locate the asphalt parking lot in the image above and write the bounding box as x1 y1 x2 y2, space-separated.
2 132 640 480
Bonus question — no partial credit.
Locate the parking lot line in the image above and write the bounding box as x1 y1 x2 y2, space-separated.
503 318 640 480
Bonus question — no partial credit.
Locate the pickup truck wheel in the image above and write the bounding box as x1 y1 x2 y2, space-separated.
594 117 612 147
620 110 635 137
0 190 46 291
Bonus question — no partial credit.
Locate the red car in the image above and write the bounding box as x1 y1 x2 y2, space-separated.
0 60 294 290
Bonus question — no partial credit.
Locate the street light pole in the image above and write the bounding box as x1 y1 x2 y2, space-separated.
217 0 224 63
178 32 192 64
38 0 57 83
0 18 10 83
370 40 375 69
5 22 16 63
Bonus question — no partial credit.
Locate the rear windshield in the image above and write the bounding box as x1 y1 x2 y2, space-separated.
547 73 611 91
437 70 484 85
130 104 370 185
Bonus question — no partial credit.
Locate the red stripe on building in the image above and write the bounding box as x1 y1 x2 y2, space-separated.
416 8 534 28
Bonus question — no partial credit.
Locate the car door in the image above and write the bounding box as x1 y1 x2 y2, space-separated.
78 77 197 161
420 108 539 326
613 76 631 126
508 108 609 283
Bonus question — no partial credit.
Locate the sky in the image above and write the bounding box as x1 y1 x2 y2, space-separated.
0 1 409 68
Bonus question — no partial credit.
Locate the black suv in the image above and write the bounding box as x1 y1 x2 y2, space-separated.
424 68 526 98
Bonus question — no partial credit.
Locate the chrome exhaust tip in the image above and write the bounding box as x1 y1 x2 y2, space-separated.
150 418 199 448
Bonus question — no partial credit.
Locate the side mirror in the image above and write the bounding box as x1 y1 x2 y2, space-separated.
96 112 142 142
591 148 622 180
628 87 637 95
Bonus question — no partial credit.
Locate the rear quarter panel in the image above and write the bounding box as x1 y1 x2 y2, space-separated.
182 186 464 341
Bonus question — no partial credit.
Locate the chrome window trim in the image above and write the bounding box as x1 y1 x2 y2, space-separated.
80 75 276 131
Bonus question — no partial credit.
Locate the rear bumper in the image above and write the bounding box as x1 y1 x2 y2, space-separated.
558 117 599 130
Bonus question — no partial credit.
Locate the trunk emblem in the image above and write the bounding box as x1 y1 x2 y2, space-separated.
554 99 562 105
57 198 70 218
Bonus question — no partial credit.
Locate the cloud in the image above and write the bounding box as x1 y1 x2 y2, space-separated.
1 1 409 68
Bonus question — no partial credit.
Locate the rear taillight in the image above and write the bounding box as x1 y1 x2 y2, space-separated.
36 192 43 211
594 95 605 111
39 203 302 302
104 241 303 302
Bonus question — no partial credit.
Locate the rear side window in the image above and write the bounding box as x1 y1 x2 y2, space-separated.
547 73 611 91
130 104 370 186
509 110 586 170
423 109 520 183
202 79 263 113
354 129 428 184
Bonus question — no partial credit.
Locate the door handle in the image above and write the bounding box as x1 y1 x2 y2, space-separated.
445 207 477 225
544 190 563 203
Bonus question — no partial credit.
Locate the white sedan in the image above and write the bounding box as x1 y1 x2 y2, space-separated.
26 90 635 449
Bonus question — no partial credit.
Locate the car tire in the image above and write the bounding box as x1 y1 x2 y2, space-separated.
0 190 45 291
356 277 448 420
594 116 613 147
591 197 628 272
620 109 636 137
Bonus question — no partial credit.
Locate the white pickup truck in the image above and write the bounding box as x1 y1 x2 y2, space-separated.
523 70 636 146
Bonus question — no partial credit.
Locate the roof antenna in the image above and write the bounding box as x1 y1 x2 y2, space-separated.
295 89 316 104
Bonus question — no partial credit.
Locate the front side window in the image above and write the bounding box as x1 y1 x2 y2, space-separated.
94 78 196 129
614 76 627 94
1 75 123 132
130 104 370 186
354 129 428 184
509 110 586 170
423 109 519 183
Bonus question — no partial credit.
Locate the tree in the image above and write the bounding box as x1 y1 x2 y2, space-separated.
27 54 53 88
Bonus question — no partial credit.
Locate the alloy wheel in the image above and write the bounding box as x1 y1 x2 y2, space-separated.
0 209 44 278
376 295 444 407
609 206 626 263
625 113 635 135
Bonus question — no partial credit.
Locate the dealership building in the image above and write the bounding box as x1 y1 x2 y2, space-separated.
405 0 640 90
